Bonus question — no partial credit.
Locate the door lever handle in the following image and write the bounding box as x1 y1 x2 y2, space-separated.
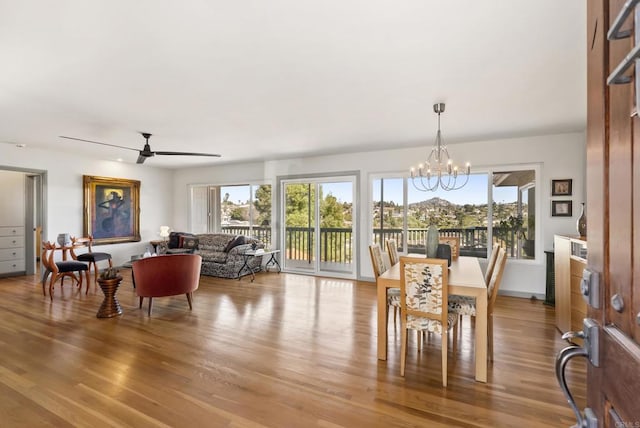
556 345 588 427
561 330 585 343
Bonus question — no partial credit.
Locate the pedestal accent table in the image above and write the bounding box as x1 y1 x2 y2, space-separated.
96 276 123 318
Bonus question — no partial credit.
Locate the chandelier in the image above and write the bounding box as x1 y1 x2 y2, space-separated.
410 103 470 191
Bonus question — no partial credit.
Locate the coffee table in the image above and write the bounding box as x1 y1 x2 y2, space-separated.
238 249 281 282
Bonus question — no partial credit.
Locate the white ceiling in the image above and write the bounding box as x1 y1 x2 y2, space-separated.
0 1 586 169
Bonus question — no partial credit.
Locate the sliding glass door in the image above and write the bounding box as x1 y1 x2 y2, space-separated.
281 177 355 278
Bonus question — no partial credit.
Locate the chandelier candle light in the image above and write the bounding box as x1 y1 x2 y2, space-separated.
410 103 471 191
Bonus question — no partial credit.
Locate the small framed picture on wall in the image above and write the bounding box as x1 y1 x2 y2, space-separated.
552 200 573 217
551 179 572 196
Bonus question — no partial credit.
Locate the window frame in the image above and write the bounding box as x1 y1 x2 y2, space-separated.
369 163 541 264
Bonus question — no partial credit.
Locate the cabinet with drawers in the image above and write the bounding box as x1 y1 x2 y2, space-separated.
553 235 587 334
0 226 25 276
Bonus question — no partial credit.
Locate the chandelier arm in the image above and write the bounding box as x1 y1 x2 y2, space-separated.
408 102 471 192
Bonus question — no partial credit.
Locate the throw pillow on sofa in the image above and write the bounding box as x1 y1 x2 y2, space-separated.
223 235 245 252
182 237 199 250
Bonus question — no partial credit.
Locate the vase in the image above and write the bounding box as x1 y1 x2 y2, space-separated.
577 203 587 238
426 225 439 257
57 233 71 247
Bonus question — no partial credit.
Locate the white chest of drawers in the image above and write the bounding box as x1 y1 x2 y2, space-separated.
0 226 25 276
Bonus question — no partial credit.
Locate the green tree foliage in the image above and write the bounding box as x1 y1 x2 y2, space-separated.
230 207 246 221
319 194 345 227
253 185 272 225
285 184 315 227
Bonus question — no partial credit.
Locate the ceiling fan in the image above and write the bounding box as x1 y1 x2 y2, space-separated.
59 133 221 164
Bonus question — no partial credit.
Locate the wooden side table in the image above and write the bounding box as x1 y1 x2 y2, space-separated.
96 276 123 318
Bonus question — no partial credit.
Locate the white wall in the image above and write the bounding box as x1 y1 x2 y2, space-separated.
0 145 174 266
0 170 25 225
172 131 586 297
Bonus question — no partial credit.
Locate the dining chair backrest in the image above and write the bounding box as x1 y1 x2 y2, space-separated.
399 256 449 328
386 238 399 265
369 244 388 278
484 243 501 285
487 247 507 313
438 236 460 260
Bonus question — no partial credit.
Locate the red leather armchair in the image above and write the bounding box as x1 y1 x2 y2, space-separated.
132 254 202 315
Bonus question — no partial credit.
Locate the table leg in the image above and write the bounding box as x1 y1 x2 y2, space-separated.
265 253 281 273
238 256 248 280
238 254 255 281
377 281 388 360
474 291 488 382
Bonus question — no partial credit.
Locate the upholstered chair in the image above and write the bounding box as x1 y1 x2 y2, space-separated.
41 241 90 300
399 256 458 387
369 244 401 325
70 236 113 286
132 254 202 316
447 247 507 361
438 236 460 260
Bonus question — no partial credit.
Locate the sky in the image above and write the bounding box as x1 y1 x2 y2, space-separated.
376 174 517 205
220 174 519 206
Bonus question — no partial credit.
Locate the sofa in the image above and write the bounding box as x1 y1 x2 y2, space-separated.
166 232 265 278
197 233 265 278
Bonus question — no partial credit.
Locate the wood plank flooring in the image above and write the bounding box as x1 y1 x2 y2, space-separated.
0 270 585 427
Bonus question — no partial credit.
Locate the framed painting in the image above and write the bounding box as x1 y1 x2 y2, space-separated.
83 175 141 244
551 200 573 217
551 179 572 196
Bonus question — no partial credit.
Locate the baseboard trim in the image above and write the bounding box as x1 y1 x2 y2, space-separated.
498 290 545 301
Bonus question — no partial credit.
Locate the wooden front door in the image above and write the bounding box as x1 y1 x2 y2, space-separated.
578 0 640 424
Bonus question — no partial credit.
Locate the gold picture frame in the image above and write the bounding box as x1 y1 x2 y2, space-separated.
83 175 141 244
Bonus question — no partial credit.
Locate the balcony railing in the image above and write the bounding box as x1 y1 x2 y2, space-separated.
219 225 532 265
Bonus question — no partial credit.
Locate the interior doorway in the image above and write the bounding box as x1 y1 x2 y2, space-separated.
0 166 46 276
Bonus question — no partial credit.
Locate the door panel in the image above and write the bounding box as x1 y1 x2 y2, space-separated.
283 182 316 272
583 0 640 423
281 178 355 278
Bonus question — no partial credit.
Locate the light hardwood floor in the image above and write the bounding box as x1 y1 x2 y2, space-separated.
0 270 585 427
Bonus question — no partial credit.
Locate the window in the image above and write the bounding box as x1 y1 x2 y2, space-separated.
492 169 536 259
407 173 490 256
189 183 272 246
372 177 404 249
371 167 537 260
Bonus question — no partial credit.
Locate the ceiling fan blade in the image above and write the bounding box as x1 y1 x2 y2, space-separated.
59 136 139 152
154 151 221 157
136 154 147 164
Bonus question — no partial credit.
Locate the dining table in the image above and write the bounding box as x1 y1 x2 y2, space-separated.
377 255 488 382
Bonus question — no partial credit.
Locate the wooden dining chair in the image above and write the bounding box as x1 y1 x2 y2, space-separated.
369 244 401 325
386 238 399 266
484 243 501 285
438 236 460 260
41 241 90 300
399 256 458 387
70 236 113 286
448 247 507 361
